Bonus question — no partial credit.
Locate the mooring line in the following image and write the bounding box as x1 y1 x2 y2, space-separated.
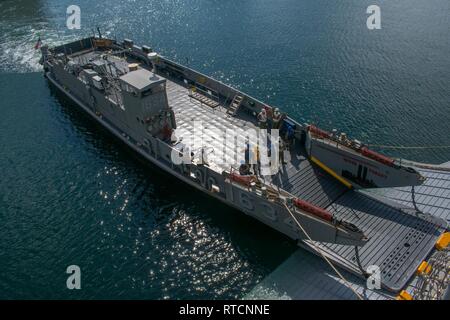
283 203 365 300
368 144 450 150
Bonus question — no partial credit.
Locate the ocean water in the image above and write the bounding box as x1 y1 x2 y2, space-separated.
0 0 449 299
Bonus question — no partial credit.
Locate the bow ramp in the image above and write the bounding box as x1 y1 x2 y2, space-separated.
253 164 450 297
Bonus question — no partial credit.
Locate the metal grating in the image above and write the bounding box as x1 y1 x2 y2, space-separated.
305 191 447 292
248 167 450 299
273 155 348 208
164 75 448 293
379 168 450 222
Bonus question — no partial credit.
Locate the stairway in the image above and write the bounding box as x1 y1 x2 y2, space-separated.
226 94 244 116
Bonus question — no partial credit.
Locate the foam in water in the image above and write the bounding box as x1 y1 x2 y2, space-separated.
0 28 86 73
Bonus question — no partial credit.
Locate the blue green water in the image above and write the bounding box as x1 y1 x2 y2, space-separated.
0 0 449 299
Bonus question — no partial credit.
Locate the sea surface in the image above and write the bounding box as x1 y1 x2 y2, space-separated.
0 0 449 299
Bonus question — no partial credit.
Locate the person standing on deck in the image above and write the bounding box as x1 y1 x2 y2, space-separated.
257 109 267 129
284 124 295 150
250 145 260 176
244 143 250 164
199 147 209 166
266 107 273 130
272 108 283 129
243 143 256 174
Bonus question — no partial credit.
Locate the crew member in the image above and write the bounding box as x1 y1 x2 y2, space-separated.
239 163 251 175
200 147 209 166
257 109 267 129
284 124 295 150
250 145 260 176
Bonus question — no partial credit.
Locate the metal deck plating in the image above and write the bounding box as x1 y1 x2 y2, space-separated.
166 76 447 292
247 166 450 299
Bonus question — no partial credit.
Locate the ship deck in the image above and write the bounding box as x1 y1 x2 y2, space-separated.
246 166 450 299
164 76 447 292
167 79 260 174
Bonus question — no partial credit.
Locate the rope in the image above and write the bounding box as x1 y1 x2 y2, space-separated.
368 144 450 150
411 185 422 213
283 203 365 300
354 246 369 279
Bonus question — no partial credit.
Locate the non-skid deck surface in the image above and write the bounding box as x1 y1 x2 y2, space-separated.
305 190 446 291
272 150 347 208
165 77 447 292
271 152 448 291
167 79 261 173
248 166 450 299
380 167 450 222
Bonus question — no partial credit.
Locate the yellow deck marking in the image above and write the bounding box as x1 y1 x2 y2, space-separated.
310 156 353 189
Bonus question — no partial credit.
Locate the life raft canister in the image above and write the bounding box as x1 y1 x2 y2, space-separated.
360 147 395 167
229 173 257 187
293 198 333 222
308 125 332 139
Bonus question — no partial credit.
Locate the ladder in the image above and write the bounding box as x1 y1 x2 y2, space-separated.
226 94 244 116
188 87 220 109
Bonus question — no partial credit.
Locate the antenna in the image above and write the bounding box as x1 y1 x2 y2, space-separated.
97 27 102 39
